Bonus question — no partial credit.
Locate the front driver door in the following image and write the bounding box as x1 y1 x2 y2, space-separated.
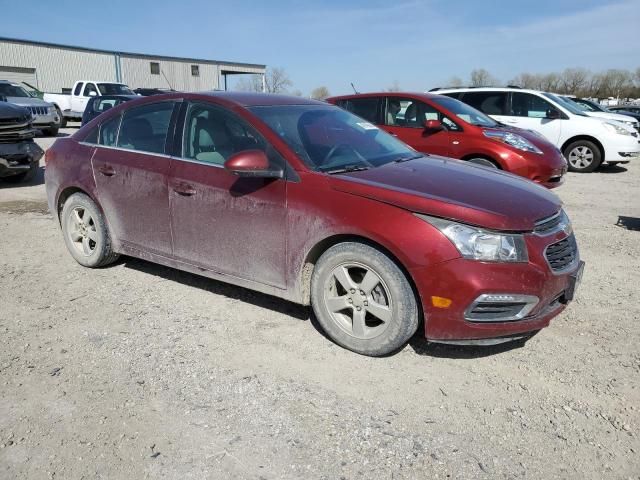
168 102 287 288
91 101 178 255
381 97 451 157
508 92 563 145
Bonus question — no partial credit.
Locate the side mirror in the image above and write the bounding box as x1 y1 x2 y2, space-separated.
423 119 444 131
546 109 561 120
88 91 98 97
224 150 283 178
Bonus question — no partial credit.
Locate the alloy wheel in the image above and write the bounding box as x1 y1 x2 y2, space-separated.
323 262 393 340
568 146 594 169
67 206 98 256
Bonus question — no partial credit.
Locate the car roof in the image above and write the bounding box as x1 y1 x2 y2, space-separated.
327 91 442 101
433 87 545 95
152 91 327 107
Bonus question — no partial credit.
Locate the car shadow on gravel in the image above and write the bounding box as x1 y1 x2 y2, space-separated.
598 164 628 174
120 257 311 320
408 335 531 359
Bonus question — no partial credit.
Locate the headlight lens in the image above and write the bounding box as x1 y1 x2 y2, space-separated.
47 106 56 114
483 130 543 154
603 121 632 136
417 214 528 262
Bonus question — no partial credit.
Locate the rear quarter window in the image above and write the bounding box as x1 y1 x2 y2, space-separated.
338 98 380 123
460 92 508 116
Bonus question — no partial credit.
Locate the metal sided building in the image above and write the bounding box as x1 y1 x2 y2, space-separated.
0 37 266 93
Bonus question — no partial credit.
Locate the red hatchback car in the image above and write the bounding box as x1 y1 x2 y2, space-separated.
45 92 583 356
327 92 567 188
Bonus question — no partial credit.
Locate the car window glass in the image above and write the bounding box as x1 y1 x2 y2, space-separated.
339 98 379 123
183 103 265 165
461 92 508 116
511 93 554 118
83 83 98 97
117 102 175 154
73 83 83 96
386 98 461 131
83 127 98 144
98 115 121 147
94 98 123 113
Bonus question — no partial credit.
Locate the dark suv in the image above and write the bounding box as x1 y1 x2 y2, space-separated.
0 102 44 182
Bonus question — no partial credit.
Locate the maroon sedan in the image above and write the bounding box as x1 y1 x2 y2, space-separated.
45 92 583 356
327 92 567 188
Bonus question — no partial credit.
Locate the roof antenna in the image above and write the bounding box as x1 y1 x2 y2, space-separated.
161 70 175 91
350 82 359 94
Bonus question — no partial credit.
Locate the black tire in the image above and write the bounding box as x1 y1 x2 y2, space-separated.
56 107 67 128
44 127 59 137
563 140 602 173
311 242 419 356
1 162 38 183
467 157 499 169
60 193 119 268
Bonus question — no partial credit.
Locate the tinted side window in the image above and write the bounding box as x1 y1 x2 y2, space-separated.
339 98 379 123
460 92 508 115
83 127 99 144
83 83 98 97
117 102 176 154
511 92 555 118
94 98 124 113
183 103 265 165
441 92 463 100
99 115 121 147
73 82 83 96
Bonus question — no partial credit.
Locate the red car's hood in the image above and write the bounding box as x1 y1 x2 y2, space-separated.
329 156 561 231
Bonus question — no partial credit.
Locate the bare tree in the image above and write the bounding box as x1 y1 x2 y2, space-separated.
560 68 590 95
310 86 331 100
539 73 561 93
235 67 293 94
385 80 401 92
446 76 463 88
470 69 498 87
509 73 543 89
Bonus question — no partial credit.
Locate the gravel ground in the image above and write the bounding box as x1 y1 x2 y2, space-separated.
1 128 639 479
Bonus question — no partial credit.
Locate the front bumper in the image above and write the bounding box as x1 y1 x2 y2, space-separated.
603 136 640 162
410 231 582 342
32 112 61 128
0 141 44 177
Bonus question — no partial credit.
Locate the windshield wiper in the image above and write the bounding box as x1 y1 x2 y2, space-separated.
323 164 371 174
393 154 424 163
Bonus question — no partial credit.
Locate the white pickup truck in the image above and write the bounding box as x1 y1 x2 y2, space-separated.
44 80 135 126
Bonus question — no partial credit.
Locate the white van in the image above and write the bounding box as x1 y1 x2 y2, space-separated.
434 87 640 172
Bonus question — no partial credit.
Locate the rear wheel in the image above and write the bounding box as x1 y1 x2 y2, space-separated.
311 242 419 356
564 140 602 173
61 193 119 268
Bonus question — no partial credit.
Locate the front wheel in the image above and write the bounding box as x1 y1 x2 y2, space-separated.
60 193 119 268
56 107 67 128
467 157 499 169
311 242 419 356
564 140 602 173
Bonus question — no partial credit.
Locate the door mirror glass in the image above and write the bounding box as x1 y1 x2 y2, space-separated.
424 119 444 131
224 150 283 178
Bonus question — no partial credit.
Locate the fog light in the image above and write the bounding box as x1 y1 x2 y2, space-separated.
431 296 452 308
465 294 539 322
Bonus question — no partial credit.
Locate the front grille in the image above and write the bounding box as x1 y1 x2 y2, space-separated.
28 106 48 116
545 234 578 272
534 212 562 235
468 302 529 321
0 114 31 126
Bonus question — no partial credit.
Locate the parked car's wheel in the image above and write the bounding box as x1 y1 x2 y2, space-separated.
1 162 38 183
43 127 59 137
564 140 601 173
311 242 419 356
468 157 499 169
61 193 119 268
56 107 67 128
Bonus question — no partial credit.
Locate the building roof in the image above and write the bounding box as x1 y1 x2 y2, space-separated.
0 36 266 70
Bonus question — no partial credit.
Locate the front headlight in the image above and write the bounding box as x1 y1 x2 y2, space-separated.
417 214 528 262
483 130 543 154
603 121 632 136
47 106 56 114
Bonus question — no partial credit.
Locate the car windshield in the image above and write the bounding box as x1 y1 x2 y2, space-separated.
98 83 135 95
249 104 420 172
0 84 30 98
543 92 588 116
431 95 498 127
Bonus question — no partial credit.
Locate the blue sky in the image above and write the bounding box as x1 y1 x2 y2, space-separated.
2 0 639 95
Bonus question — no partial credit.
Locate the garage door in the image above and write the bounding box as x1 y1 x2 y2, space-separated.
0 66 37 87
